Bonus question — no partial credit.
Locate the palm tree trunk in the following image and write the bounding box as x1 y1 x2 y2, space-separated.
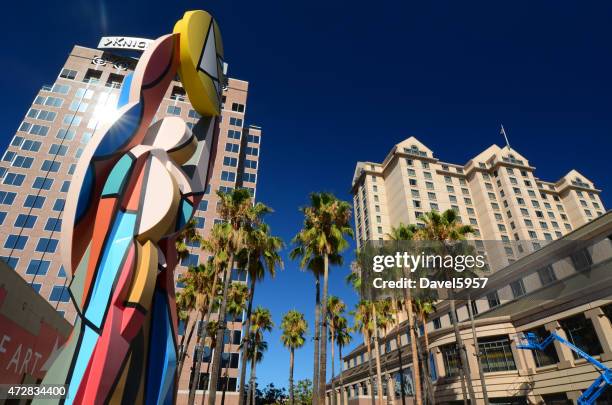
468 297 489 405
366 338 376 405
449 293 476 405
248 354 258 405
221 322 235 405
188 310 206 404
319 253 330 404
420 317 434 405
404 289 422 405
289 348 295 405
339 345 345 405
313 273 321 405
392 301 406 405
239 278 256 405
371 307 384 405
189 275 220 404
208 255 235 405
330 331 336 405
178 312 197 381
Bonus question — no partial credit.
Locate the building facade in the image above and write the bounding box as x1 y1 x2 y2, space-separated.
0 44 262 402
351 136 605 270
329 212 612 405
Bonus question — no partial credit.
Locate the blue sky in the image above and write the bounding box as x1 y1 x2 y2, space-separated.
2 0 612 389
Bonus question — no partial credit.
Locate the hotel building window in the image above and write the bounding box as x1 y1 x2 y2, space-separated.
559 314 603 358
528 326 559 367
479 336 516 372
441 344 460 377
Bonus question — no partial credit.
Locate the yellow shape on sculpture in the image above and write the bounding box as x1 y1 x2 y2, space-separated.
174 10 225 116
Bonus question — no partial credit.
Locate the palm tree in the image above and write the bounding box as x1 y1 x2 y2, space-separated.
387 223 423 405
238 223 284 405
175 218 204 380
204 320 219 391
352 300 377 405
416 209 477 405
291 192 353 404
281 310 308 405
221 282 249 404
207 189 271 405
375 299 396 403
176 218 204 262
414 297 436 404
247 306 274 405
327 296 346 405
188 224 230 405
246 337 268 405
176 280 197 380
335 317 352 405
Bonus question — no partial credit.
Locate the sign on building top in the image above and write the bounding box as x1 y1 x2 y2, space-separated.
97 36 153 51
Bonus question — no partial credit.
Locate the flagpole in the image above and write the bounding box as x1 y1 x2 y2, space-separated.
500 124 511 150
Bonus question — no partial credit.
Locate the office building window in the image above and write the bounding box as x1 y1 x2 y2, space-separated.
49 286 71 302
35 238 59 253
225 143 239 153
45 218 62 232
231 103 245 113
14 214 37 229
5 235 28 250
41 160 61 172
24 195 45 208
26 259 50 276
33 177 54 190
59 68 77 80
243 172 256 183
228 129 241 139
244 159 257 169
167 105 181 115
229 117 243 126
247 134 260 144
221 171 236 182
3 173 25 186
223 156 238 167
245 146 259 156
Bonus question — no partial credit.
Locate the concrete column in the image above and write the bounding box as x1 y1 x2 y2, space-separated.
387 373 396 405
432 347 446 378
545 321 574 369
343 385 349 405
566 390 582 405
585 307 612 361
463 338 480 379
510 337 532 376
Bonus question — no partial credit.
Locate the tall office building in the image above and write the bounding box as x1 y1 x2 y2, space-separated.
351 136 605 269
0 43 262 400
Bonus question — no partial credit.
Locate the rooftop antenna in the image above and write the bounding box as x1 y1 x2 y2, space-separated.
500 124 512 150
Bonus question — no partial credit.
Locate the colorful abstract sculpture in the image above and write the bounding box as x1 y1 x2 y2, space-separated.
33 10 224 405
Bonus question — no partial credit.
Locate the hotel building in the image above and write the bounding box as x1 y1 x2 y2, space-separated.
331 137 611 404
0 43 262 401
351 137 605 270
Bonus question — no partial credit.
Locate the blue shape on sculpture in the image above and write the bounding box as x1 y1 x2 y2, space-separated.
177 199 193 231
146 290 177 404
118 73 133 108
66 325 99 405
101 155 135 197
75 165 94 222
94 103 143 158
85 211 137 328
